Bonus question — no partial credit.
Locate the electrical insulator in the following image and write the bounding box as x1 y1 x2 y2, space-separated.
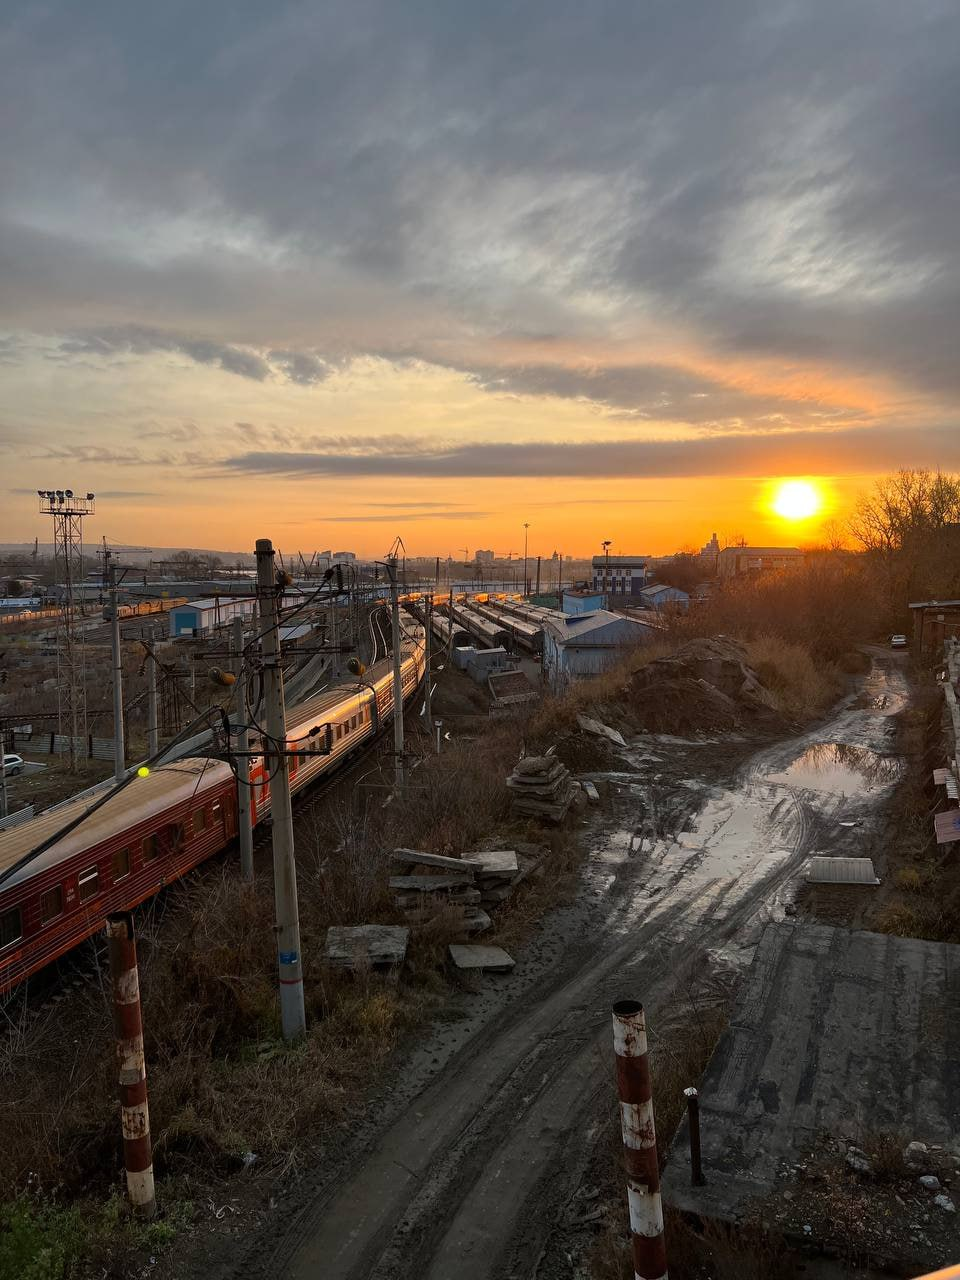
347 657 366 676
209 667 237 687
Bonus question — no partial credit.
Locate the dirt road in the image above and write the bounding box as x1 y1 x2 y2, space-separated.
251 654 907 1280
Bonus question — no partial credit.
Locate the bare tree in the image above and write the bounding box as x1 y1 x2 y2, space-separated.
849 468 960 554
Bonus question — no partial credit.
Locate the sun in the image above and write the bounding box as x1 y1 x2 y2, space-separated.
772 479 821 521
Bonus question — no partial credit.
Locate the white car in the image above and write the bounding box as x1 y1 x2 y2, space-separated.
890 634 908 649
2 753 25 775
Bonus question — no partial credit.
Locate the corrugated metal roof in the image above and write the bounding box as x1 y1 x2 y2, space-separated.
279 624 313 640
170 596 256 612
542 609 657 643
805 856 879 884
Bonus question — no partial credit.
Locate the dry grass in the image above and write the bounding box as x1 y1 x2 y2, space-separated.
742 635 842 722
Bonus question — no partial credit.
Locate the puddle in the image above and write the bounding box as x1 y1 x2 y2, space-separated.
765 742 901 797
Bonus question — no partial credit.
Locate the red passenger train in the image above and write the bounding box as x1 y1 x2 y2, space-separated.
0 624 426 994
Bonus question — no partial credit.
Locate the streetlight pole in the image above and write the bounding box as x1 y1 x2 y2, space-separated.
255 537 306 1041
602 539 612 603
231 615 254 883
522 522 530 598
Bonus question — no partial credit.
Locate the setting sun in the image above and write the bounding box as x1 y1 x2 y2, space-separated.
772 479 822 521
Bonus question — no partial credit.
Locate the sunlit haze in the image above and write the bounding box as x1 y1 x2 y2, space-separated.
1 1 957 557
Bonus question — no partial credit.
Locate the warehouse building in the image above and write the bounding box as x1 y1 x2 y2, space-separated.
168 597 257 637
541 610 657 692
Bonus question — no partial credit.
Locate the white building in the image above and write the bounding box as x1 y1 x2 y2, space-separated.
541 609 657 692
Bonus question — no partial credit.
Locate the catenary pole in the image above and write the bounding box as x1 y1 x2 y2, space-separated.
388 555 405 787
146 651 158 757
255 537 306 1040
108 563 126 782
231 615 254 882
423 594 433 733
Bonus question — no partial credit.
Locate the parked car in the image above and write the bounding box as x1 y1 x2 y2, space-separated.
2 753 24 775
890 634 908 649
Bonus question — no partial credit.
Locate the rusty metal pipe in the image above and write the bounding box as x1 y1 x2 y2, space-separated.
683 1087 705 1186
106 913 156 1218
612 999 667 1280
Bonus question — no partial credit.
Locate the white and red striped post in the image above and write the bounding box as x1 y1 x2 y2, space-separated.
612 999 667 1280
106 913 156 1218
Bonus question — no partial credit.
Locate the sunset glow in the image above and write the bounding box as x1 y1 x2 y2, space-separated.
771 481 822 522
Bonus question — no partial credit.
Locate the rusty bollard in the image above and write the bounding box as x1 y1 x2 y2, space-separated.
106 913 156 1218
612 999 667 1280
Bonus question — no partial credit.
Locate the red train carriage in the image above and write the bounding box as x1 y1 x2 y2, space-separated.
0 620 427 994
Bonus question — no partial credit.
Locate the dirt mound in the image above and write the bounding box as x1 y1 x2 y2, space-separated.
625 636 780 734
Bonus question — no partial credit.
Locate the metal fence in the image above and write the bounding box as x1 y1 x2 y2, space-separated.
0 805 35 831
16 733 116 762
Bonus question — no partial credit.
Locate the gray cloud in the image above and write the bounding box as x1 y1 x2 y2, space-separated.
0 0 957 432
322 510 493 522
219 425 960 480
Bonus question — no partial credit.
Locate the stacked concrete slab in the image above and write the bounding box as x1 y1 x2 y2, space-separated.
506 753 577 822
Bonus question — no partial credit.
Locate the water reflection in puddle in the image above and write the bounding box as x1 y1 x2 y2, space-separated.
766 742 900 796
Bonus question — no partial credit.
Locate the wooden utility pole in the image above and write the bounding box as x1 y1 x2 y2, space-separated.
255 538 306 1041
231 615 254 883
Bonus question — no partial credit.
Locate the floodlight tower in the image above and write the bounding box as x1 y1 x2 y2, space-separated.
38 488 95 770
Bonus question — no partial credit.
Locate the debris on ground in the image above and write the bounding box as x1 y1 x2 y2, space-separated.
448 943 516 973
624 636 781 733
392 847 480 873
463 850 521 907
580 780 600 805
324 925 409 971
506 753 577 822
576 714 626 746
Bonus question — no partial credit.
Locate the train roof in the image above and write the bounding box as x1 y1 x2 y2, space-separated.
0 758 232 891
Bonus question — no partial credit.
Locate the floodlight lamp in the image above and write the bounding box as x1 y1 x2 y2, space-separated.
87 493 95 500
56 490 63 497
37 490 43 497
65 489 73 498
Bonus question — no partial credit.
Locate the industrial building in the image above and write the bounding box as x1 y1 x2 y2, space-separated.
590 555 649 598
541 609 657 691
168 597 257 638
560 589 606 616
717 546 803 577
640 583 690 611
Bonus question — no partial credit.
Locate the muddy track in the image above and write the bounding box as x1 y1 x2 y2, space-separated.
238 655 905 1280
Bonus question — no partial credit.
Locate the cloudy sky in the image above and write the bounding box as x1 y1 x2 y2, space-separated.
1 0 957 557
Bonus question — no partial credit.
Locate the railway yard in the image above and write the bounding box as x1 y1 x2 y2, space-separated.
2 575 959 1280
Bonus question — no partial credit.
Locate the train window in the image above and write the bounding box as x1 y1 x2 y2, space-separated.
40 885 63 922
0 906 22 949
168 824 185 852
78 866 100 902
143 834 159 863
113 847 130 880
212 800 222 823
193 808 207 835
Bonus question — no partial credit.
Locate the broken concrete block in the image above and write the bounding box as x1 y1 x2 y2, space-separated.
389 874 476 892
582 780 600 804
448 943 515 972
576 715 626 746
324 925 409 970
919 1175 941 1191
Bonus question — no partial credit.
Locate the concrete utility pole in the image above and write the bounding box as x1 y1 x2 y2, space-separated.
231 615 254 883
522 522 530 598
255 538 306 1041
106 913 156 1219
0 737 8 821
388 556 405 787
535 554 541 597
108 563 125 782
423 594 433 733
612 999 667 1280
146 652 158 757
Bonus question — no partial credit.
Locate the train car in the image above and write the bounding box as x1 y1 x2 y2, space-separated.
447 602 511 651
0 624 426 994
472 602 543 654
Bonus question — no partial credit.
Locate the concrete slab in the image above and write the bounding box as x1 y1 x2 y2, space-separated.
324 925 409 970
392 848 478 875
663 922 960 1223
389 874 476 892
448 943 515 972
462 850 519 878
